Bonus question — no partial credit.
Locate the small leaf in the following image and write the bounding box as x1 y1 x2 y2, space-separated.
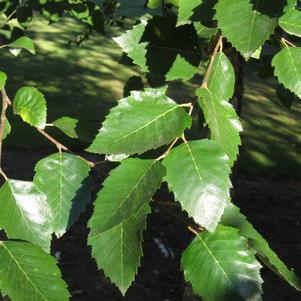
221 204 301 291
8 36 35 55
163 139 232 232
3 119 11 140
53 116 79 139
34 153 90 237
115 15 201 82
87 87 191 155
177 0 202 26
13 87 47 129
215 0 277 59
0 71 7 90
272 46 301 98
88 158 165 294
0 241 70 301
279 1 301 37
182 225 263 301
0 180 52 252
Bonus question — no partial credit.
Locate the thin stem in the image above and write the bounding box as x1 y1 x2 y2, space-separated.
37 128 69 152
281 37 296 48
1 9 16 28
36 128 95 168
0 89 11 180
201 35 223 89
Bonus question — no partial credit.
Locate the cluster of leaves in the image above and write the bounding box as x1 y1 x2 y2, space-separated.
0 0 301 301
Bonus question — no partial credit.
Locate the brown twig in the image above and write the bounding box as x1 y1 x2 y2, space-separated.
0 89 11 180
37 128 95 167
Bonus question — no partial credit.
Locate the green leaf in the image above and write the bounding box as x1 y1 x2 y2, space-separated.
3 119 11 140
221 204 301 291
194 22 218 40
0 71 7 90
162 139 232 232
53 116 79 139
113 17 149 72
114 15 201 82
13 87 47 129
87 88 191 155
147 0 161 9
0 241 70 301
88 158 165 294
0 180 52 252
34 152 90 237
8 36 35 55
177 0 202 26
280 1 301 37
272 47 301 98
215 0 277 59
197 89 242 165
207 52 235 100
182 225 263 301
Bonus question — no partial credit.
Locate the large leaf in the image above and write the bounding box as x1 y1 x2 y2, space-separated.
197 88 242 165
8 36 35 55
221 204 301 291
181 225 263 301
215 0 277 59
0 71 7 90
162 139 232 232
53 116 79 139
34 152 90 237
87 88 191 155
272 46 301 98
88 158 165 294
13 86 47 129
0 180 52 252
279 0 301 37
0 241 70 301
115 15 201 82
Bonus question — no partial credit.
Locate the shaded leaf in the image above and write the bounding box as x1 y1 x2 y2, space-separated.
0 241 70 301
115 15 201 82
8 36 35 55
272 46 301 98
13 87 47 129
34 152 90 237
88 158 165 294
0 180 52 251
53 116 79 139
87 87 191 155
182 225 263 301
163 139 232 232
215 0 277 59
221 203 301 291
